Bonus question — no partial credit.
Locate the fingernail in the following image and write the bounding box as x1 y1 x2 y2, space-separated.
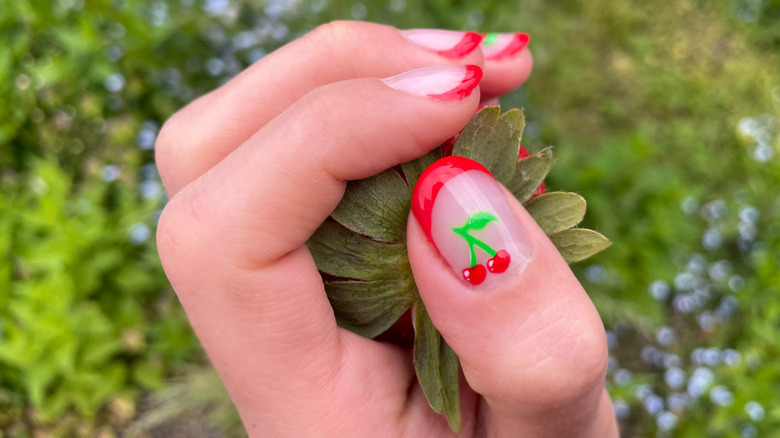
382 65 482 101
412 156 533 286
481 32 530 61
401 29 484 58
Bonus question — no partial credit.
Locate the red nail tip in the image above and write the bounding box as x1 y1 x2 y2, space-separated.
412 156 492 244
427 65 483 101
436 32 484 58
485 32 530 61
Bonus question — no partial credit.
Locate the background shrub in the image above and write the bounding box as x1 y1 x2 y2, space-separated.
1 0 779 436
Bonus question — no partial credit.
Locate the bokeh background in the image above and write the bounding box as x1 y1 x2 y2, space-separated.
2 0 779 436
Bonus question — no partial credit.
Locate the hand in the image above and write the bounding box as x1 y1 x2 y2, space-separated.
155 21 618 437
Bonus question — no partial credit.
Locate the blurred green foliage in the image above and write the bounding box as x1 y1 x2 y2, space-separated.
2 0 779 437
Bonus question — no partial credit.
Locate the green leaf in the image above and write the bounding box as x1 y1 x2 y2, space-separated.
440 339 461 433
412 301 444 414
454 211 499 234
412 301 462 431
331 169 411 243
401 147 442 193
548 229 612 264
325 280 417 339
507 146 554 203
307 221 408 281
525 192 587 235
466 211 498 230
452 107 524 183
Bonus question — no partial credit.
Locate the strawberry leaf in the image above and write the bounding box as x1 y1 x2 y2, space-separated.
413 301 444 414
451 106 499 162
307 221 408 281
401 148 442 194
411 300 461 431
452 107 524 183
548 229 612 264
508 146 554 203
331 169 410 243
439 339 461 433
326 279 417 339
525 192 587 235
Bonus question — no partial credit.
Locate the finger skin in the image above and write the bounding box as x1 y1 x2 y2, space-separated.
407 183 615 437
157 77 481 435
480 48 534 101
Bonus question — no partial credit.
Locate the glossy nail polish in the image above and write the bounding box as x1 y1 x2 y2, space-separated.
401 29 484 58
382 65 483 101
481 32 530 61
412 156 533 286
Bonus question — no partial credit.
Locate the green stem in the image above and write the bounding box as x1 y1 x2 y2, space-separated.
453 228 478 267
452 228 498 267
472 237 498 258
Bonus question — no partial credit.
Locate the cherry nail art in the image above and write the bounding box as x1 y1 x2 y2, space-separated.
412 156 532 286
481 32 530 61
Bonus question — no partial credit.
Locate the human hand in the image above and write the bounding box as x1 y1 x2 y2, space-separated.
155 21 618 437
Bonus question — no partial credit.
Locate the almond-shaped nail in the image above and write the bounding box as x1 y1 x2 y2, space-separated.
481 32 530 61
401 29 484 58
382 65 482 101
412 156 533 286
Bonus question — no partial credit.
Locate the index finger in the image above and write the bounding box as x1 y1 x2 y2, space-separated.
156 21 484 195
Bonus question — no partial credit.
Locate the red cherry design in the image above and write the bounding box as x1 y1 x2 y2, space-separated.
462 264 487 285
487 250 511 273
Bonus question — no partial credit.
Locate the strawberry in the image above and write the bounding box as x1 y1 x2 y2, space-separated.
518 144 547 199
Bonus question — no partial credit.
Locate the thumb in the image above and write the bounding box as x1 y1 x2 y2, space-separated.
407 156 616 437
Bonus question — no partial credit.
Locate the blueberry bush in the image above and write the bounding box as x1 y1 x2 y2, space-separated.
1 0 778 437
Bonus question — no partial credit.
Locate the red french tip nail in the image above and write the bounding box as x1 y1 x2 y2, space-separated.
485 33 531 61
436 32 484 58
427 65 483 101
411 156 492 244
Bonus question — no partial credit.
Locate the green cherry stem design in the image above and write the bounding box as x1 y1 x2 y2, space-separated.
483 32 499 47
452 211 500 267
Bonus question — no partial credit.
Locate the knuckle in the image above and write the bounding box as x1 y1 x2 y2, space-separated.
304 21 371 76
155 196 191 270
155 184 215 286
549 327 609 403
470 313 609 409
154 98 207 190
302 86 338 121
523 319 609 407
154 110 189 186
308 20 357 46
